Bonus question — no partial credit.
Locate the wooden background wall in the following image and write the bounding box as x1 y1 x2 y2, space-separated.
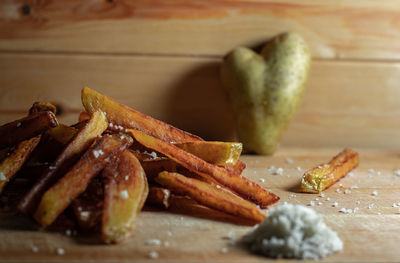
1 0 400 149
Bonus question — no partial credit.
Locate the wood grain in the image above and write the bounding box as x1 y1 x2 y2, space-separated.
1 0 400 60
1 54 400 148
1 148 400 262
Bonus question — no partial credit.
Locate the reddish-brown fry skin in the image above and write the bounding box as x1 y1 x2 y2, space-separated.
129 129 279 208
29 102 57 115
72 176 104 230
220 160 246 176
0 136 41 193
81 87 202 143
18 110 108 215
34 134 133 226
102 150 149 244
0 111 58 149
155 172 265 223
78 111 91 122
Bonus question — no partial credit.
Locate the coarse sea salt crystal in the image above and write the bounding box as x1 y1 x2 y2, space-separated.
0 172 6 181
242 203 343 259
285 158 294 164
56 248 65 255
344 189 351 194
148 251 158 259
372 190 378 196
394 170 400 176
31 246 39 253
275 168 284 175
259 178 265 183
146 239 161 246
120 190 129 199
332 202 339 207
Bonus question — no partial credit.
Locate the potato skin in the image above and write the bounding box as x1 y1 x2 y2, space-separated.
221 32 311 155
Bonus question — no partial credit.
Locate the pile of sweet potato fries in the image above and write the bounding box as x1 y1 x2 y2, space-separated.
0 87 279 244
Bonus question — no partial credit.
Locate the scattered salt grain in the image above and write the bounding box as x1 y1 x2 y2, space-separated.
80 211 90 221
315 198 319 201
350 185 359 189
394 170 400 176
268 165 275 173
49 166 56 170
146 239 161 246
259 178 265 183
319 193 325 198
216 185 222 189
371 190 378 196
309 201 315 207
77 206 82 212
285 158 294 164
344 189 351 194
326 197 331 201
220 247 228 254
120 190 129 199
296 166 302 171
377 171 382 176
167 231 172 237
339 208 352 214
93 149 104 158
356 201 361 205
65 229 72 236
335 189 341 194
318 202 323 206
109 123 114 128
348 172 354 177
0 172 6 181
368 204 375 209
275 168 284 175
125 175 129 181
148 251 158 259
56 248 65 255
354 207 359 213
368 169 375 174
16 122 21 127
31 246 39 253
332 202 338 207
392 203 398 208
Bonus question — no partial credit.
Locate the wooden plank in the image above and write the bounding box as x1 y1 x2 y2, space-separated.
1 148 400 262
1 53 400 149
1 0 400 60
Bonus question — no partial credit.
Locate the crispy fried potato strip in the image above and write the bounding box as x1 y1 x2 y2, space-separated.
19 110 108 215
102 150 148 244
155 171 265 223
0 136 41 193
174 141 242 165
129 129 279 208
81 87 202 143
300 148 359 193
34 134 133 226
46 124 78 145
0 111 58 149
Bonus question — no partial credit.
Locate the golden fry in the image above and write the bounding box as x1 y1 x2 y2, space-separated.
19 110 108 215
34 134 133 226
102 150 148 244
81 87 202 143
129 129 279 208
174 141 242 165
0 136 41 193
0 111 58 149
155 171 265 223
300 148 359 193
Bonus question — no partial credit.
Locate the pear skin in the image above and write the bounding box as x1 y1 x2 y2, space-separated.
221 32 311 155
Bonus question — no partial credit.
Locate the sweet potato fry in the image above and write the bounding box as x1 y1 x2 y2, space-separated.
155 172 265 222
102 150 148 244
0 136 41 193
300 148 359 193
81 87 202 143
19 110 108 215
129 129 279 208
174 141 242 165
72 176 104 230
46 124 78 145
34 134 133 226
0 111 58 149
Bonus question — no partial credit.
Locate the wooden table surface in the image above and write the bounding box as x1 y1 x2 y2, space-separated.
1 147 400 262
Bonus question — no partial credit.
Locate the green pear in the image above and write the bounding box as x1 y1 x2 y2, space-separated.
221 32 311 155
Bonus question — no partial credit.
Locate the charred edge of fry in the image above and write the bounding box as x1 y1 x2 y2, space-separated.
29 102 57 115
0 136 41 193
82 87 203 143
300 149 359 193
101 150 148 244
18 110 108 215
129 129 279 208
34 134 133 226
155 172 266 223
0 111 58 149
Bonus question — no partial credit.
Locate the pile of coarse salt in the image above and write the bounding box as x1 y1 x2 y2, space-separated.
242 203 343 260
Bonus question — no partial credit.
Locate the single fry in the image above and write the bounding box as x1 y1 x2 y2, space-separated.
19 110 108 215
174 141 242 165
46 124 78 145
300 148 359 193
221 160 246 176
34 134 133 226
129 129 279 208
0 136 41 193
81 87 202 143
102 150 148 244
155 171 265 223
0 111 58 149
